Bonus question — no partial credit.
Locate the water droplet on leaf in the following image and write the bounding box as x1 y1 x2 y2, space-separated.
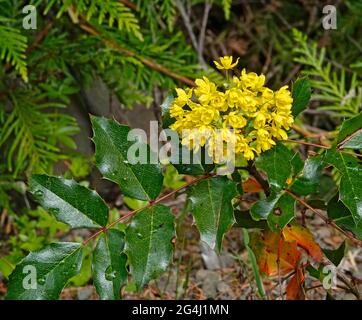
136 233 143 239
34 190 44 198
105 265 117 281
49 208 60 215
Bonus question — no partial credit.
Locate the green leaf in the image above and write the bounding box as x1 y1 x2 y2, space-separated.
6 242 83 300
123 196 148 210
290 155 324 195
267 193 296 232
327 194 362 240
290 152 304 176
188 176 237 253
323 242 345 267
251 192 281 220
251 192 295 231
91 116 163 201
172 145 214 176
93 229 128 300
125 205 175 290
29 174 108 228
69 247 92 287
234 210 268 229
337 113 362 150
292 77 311 117
325 147 362 226
256 143 294 191
0 257 15 279
242 228 266 299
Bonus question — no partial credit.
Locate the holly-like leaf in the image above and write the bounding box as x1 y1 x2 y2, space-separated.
172 145 214 176
256 142 294 191
291 152 304 176
188 176 237 252
337 113 362 150
251 192 282 220
291 77 311 117
250 192 296 231
6 242 83 300
323 242 345 267
125 205 175 290
234 210 268 229
282 224 323 262
91 116 163 201
251 231 301 276
267 193 296 232
327 194 362 240
286 268 305 300
325 147 362 226
93 229 128 300
290 155 324 195
29 175 108 229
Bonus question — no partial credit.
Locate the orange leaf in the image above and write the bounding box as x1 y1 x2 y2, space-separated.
251 231 301 276
282 224 323 262
286 267 305 300
242 177 263 193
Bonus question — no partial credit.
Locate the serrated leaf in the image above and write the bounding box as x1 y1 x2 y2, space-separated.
290 152 304 176
93 229 128 300
256 143 294 191
323 242 345 267
251 192 282 221
282 224 323 262
327 194 362 240
6 243 82 300
250 192 295 231
292 77 311 117
286 268 305 300
325 147 362 226
290 155 324 195
91 116 163 201
188 176 237 252
125 205 175 290
234 210 268 229
337 113 362 150
172 145 214 176
267 193 296 232
29 175 108 228
250 231 301 276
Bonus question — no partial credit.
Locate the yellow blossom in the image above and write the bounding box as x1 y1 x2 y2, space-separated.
224 112 247 128
214 56 239 70
240 69 265 91
174 88 192 106
275 85 293 109
226 88 243 108
195 77 217 105
210 92 228 111
168 60 294 163
170 104 184 119
253 110 271 129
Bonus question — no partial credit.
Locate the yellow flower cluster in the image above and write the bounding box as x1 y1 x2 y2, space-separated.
169 56 294 162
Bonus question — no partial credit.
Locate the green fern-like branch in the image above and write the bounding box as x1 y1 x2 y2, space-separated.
0 91 79 176
293 29 361 118
0 18 28 82
33 0 143 40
